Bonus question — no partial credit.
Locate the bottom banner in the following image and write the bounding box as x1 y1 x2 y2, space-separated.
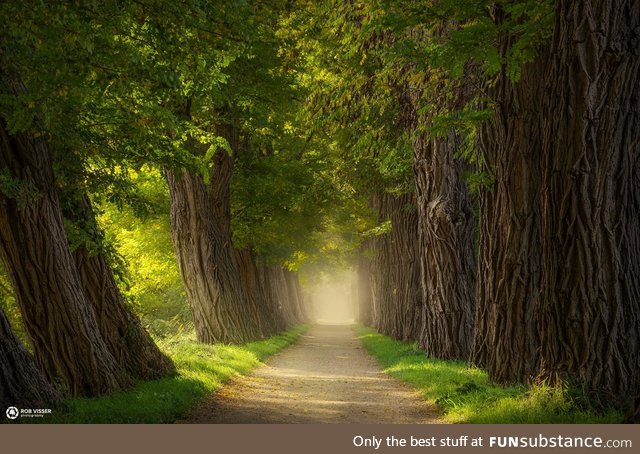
1 424 638 454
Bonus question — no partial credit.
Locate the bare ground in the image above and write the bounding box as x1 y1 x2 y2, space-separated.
180 324 441 424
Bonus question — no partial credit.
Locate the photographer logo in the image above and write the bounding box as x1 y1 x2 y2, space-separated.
6 407 19 420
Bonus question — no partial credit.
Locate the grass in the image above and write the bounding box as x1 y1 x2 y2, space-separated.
47 325 308 423
355 325 623 424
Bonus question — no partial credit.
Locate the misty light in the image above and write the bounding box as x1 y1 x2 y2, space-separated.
308 270 355 325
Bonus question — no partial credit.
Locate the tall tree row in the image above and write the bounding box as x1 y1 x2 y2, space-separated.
1 0 638 413
1 0 313 404
301 1 476 359
338 0 640 406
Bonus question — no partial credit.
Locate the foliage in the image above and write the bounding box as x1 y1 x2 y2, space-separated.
0 264 28 346
356 325 623 424
95 167 188 338
43 325 308 423
288 0 554 196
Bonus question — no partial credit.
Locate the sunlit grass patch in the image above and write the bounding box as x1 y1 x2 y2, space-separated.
355 325 622 424
49 325 308 423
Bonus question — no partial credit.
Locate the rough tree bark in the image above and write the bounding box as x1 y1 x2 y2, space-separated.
0 308 61 409
471 45 546 383
0 120 129 396
166 167 262 344
208 126 293 336
369 192 421 342
537 0 640 398
66 194 174 380
413 131 476 360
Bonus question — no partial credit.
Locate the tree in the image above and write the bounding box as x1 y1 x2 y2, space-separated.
368 192 421 341
536 0 640 398
1 1 175 387
471 33 547 384
63 192 174 379
354 245 374 326
0 307 61 410
0 118 130 396
413 130 476 359
166 163 261 343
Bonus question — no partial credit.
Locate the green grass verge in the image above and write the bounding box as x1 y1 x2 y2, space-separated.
48 325 308 423
355 325 623 424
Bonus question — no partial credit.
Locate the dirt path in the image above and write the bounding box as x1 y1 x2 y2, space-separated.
181 324 440 423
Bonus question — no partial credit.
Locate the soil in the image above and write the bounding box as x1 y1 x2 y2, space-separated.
180 324 441 423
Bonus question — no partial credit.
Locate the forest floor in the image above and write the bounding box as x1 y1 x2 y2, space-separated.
180 324 440 423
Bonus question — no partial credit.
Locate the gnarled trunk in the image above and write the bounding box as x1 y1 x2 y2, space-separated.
62 192 174 380
413 132 476 360
471 49 545 383
166 167 262 343
537 0 640 398
0 308 61 409
74 246 174 379
68 198 173 381
369 192 421 342
0 120 129 396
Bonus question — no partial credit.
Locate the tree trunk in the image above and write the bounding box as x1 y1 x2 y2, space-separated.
471 46 546 383
271 266 298 327
369 192 421 342
209 124 237 239
258 264 297 329
66 194 174 379
294 273 308 322
355 248 373 326
413 132 476 360
166 167 262 343
537 0 640 398
0 120 129 396
234 247 284 336
284 268 306 323
0 308 61 410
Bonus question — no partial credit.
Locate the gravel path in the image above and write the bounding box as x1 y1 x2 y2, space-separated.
181 324 441 423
